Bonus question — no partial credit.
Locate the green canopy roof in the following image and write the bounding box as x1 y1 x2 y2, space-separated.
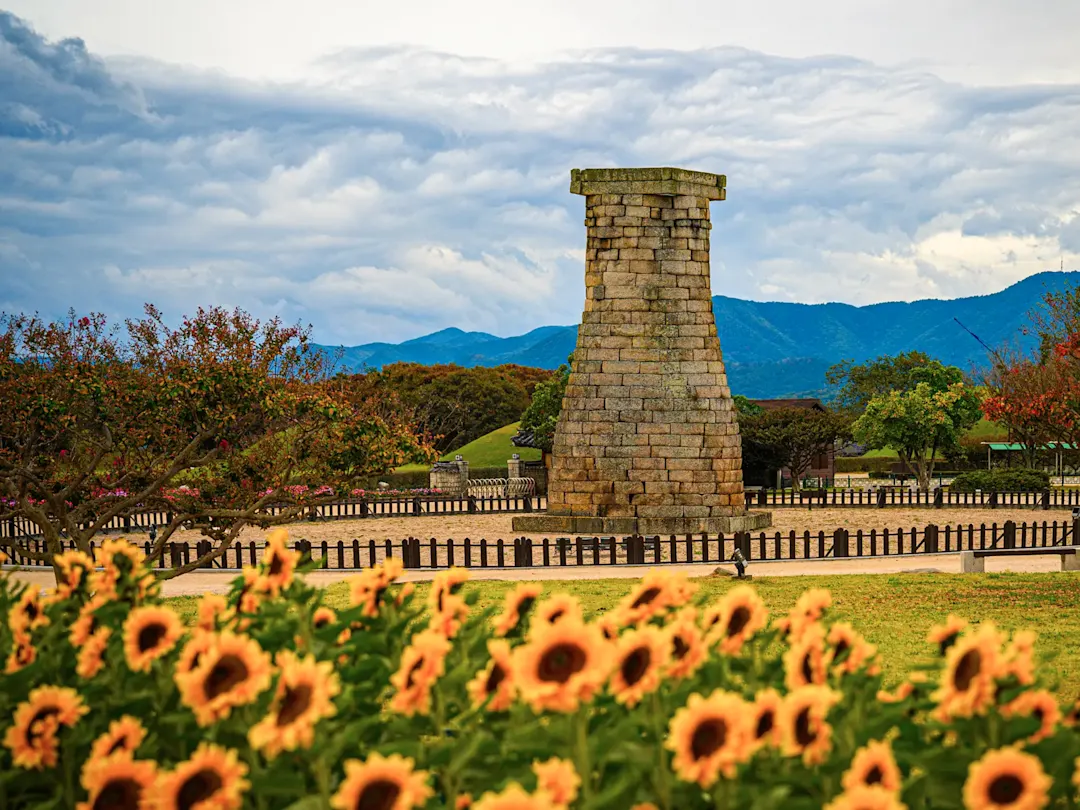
983 442 1076 451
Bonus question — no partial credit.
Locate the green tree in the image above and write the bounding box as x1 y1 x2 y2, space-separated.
519 355 572 453
739 407 853 492
853 380 983 490
733 395 764 418
0 306 434 579
826 351 936 413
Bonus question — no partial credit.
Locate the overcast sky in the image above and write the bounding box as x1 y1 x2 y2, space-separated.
1 2 1079 345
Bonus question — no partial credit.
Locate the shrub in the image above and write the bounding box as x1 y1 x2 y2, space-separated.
835 456 895 474
950 469 1052 492
2 538 1079 809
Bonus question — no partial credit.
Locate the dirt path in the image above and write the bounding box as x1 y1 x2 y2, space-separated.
7 550 1070 597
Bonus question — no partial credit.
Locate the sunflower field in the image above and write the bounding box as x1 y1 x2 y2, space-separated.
2 532 1080 810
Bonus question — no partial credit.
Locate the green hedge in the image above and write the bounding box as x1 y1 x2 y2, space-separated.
835 456 895 473
949 469 1051 492
357 466 512 493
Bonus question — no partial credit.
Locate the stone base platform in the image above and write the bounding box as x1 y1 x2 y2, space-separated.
511 511 772 536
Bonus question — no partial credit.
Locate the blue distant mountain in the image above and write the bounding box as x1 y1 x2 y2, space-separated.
317 271 1079 399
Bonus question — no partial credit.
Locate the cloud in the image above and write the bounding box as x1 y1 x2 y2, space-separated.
1 10 1079 348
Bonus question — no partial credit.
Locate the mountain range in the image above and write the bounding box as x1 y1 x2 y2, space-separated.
317 271 1079 399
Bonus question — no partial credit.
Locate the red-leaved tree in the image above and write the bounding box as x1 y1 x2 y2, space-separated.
0 305 435 579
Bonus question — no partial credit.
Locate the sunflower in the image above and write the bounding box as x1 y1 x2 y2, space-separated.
841 740 903 794
927 614 969 656
667 690 753 787
779 685 841 766
3 685 88 769
331 752 432 810
89 716 146 762
608 625 669 708
630 805 660 810
963 747 1051 810
70 595 107 648
704 585 768 655
775 588 832 641
472 783 554 810
351 558 407 617
829 623 878 676
1003 630 1037 686
532 757 580 806
257 528 300 596
457 795 473 809
89 539 146 599
175 629 215 681
530 594 583 633
749 689 784 750
197 593 230 632
595 613 622 642
467 639 516 712
390 629 453 717
932 622 1005 720
1063 698 1080 727
512 619 613 713
430 592 470 639
5 636 36 674
76 627 111 679
429 567 470 613
235 566 263 621
664 607 708 681
52 549 95 602
249 650 340 758
1001 690 1061 745
615 570 688 626
124 605 184 672
76 754 157 810
784 622 829 690
9 585 48 637
494 583 543 637
152 742 249 810
823 785 908 810
175 632 273 726
312 606 338 631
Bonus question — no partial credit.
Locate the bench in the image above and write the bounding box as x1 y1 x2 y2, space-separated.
960 546 1080 573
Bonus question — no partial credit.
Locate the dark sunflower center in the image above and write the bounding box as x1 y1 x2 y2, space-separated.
404 659 424 689
794 708 816 746
834 639 850 660
672 636 690 660
547 609 565 623
620 647 651 687
1034 708 1045 722
690 718 727 759
314 615 330 629
631 587 662 609
177 769 223 810
355 779 402 810
26 707 60 745
939 632 959 657
203 654 250 699
726 606 751 637
953 650 981 691
26 601 39 621
137 623 168 653
276 684 314 726
268 553 284 577
537 643 587 683
93 778 142 810
484 663 506 695
801 652 814 684
988 774 1023 805
107 736 131 756
755 710 774 740
865 765 883 785
17 644 33 664
516 597 535 619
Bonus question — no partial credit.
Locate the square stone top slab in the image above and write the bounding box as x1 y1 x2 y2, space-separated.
570 167 727 200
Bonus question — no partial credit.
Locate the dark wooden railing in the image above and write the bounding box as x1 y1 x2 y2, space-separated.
6 519 1077 572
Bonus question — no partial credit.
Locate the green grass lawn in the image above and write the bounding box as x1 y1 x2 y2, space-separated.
395 422 541 472
168 571 1080 700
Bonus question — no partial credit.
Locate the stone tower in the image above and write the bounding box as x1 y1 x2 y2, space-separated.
513 167 771 536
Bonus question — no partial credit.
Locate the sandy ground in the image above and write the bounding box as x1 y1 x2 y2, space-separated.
7 549 1072 597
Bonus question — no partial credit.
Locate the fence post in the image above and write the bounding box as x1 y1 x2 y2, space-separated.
832 528 849 558
757 489 767 507
876 489 886 509
523 496 533 513
196 540 213 568
1041 490 1050 511
1073 517 1080 546
412 497 422 517
169 542 183 569
1003 520 1016 550
989 492 998 509
294 539 313 565
467 496 478 514
359 498 369 518
933 488 943 509
924 524 939 554
735 532 751 560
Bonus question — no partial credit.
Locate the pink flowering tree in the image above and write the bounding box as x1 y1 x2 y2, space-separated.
0 305 435 579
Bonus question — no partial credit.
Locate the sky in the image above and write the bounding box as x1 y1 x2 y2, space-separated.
1 2 1079 347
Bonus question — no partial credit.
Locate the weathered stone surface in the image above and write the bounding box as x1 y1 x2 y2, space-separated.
513 167 770 536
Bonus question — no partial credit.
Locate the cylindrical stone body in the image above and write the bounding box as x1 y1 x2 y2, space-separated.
538 168 764 535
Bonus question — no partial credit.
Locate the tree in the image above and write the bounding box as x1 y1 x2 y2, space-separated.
852 380 983 490
733 395 764 418
519 356 572 453
826 351 936 414
738 407 853 492
0 306 435 579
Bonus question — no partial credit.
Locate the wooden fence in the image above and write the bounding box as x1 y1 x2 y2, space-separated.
749 488 1078 509
6 519 1077 572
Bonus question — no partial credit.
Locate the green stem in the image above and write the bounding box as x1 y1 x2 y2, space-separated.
314 756 332 809
650 691 672 810
574 709 593 802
